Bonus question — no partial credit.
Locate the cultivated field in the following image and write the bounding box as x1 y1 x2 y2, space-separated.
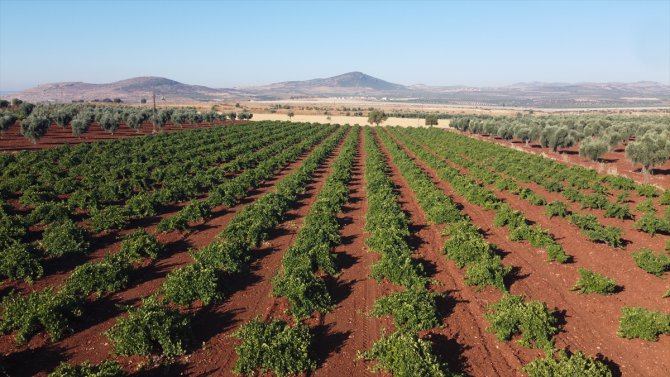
1 117 669 376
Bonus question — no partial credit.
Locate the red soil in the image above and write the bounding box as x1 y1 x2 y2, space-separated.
453 130 670 189
0 121 240 153
388 128 670 377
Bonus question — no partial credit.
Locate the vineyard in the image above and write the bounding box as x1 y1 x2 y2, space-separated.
0 119 669 377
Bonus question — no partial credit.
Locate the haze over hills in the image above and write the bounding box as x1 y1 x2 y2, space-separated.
9 72 670 108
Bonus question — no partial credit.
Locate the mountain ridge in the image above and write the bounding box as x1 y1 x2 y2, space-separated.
8 72 670 108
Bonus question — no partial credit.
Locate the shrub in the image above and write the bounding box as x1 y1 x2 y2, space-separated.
63 255 130 297
48 361 125 377
465 255 512 291
634 213 669 237
0 241 43 282
156 215 189 233
40 220 90 258
272 269 332 318
632 248 670 276
0 288 81 344
90 206 130 233
660 190 670 205
106 296 191 356
617 307 670 341
27 202 71 225
232 317 316 377
371 290 442 332
125 193 158 217
571 268 617 295
20 115 50 143
192 239 250 274
117 229 163 263
635 199 657 214
360 330 451 377
485 294 558 349
545 201 570 218
161 264 220 307
637 184 658 198
523 349 612 377
603 203 632 220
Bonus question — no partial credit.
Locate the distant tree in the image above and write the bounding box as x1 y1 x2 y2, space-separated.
367 110 388 126
20 115 50 143
425 114 438 127
17 102 35 119
54 109 73 128
98 112 120 134
140 98 147 104
626 131 670 176
113 98 122 103
579 137 608 162
0 112 17 137
0 100 9 108
125 112 143 132
287 111 295 121
228 112 237 125
540 126 575 153
152 109 170 131
71 111 93 138
11 98 23 107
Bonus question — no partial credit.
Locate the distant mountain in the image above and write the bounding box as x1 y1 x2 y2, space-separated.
8 72 670 108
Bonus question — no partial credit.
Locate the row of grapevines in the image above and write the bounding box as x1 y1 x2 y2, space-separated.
381 128 611 375
360 127 456 377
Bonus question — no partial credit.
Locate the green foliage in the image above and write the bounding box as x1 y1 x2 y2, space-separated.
63 254 130 297
125 193 158 217
48 361 125 377
106 296 191 356
0 241 43 282
634 213 669 237
636 184 659 198
569 214 623 247
465 254 512 291
632 248 670 276
635 198 656 214
523 349 612 377
360 331 452 377
367 110 388 126
27 202 71 226
603 202 632 220
371 290 442 332
571 268 617 295
156 215 189 233
0 288 81 344
660 190 670 205
485 294 558 349
617 307 670 341
20 115 50 143
579 137 608 162
272 269 332 318
192 239 250 274
231 317 316 377
40 219 90 258
117 229 163 262
545 201 570 218
161 264 221 307
90 206 130 233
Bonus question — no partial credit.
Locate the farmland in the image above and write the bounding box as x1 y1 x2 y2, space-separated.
0 113 669 377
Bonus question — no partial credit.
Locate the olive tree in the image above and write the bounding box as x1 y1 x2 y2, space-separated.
0 112 17 137
20 115 50 144
54 109 73 128
626 131 670 176
540 126 576 153
579 137 609 162
228 112 237 125
367 110 388 126
425 114 438 127
98 112 120 135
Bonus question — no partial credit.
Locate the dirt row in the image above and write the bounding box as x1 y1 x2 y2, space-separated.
385 127 670 377
0 133 333 376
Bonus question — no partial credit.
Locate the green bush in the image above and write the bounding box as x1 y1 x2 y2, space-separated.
617 307 670 341
465 255 512 291
635 199 657 214
371 290 442 332
40 219 89 258
360 330 452 377
637 184 658 198
0 288 81 344
632 248 670 276
106 296 191 356
27 202 71 226
48 361 125 377
0 241 43 282
192 239 250 274
660 190 670 205
63 255 130 297
485 294 558 349
523 349 612 377
545 201 570 218
232 317 316 377
161 264 220 307
571 268 617 295
272 269 332 318
125 193 158 217
117 229 163 263
634 213 669 237
90 206 130 233
603 203 632 220
156 215 189 233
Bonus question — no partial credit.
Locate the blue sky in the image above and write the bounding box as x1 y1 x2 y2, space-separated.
0 0 668 90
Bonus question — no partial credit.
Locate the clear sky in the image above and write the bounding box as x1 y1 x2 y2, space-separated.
0 0 668 91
